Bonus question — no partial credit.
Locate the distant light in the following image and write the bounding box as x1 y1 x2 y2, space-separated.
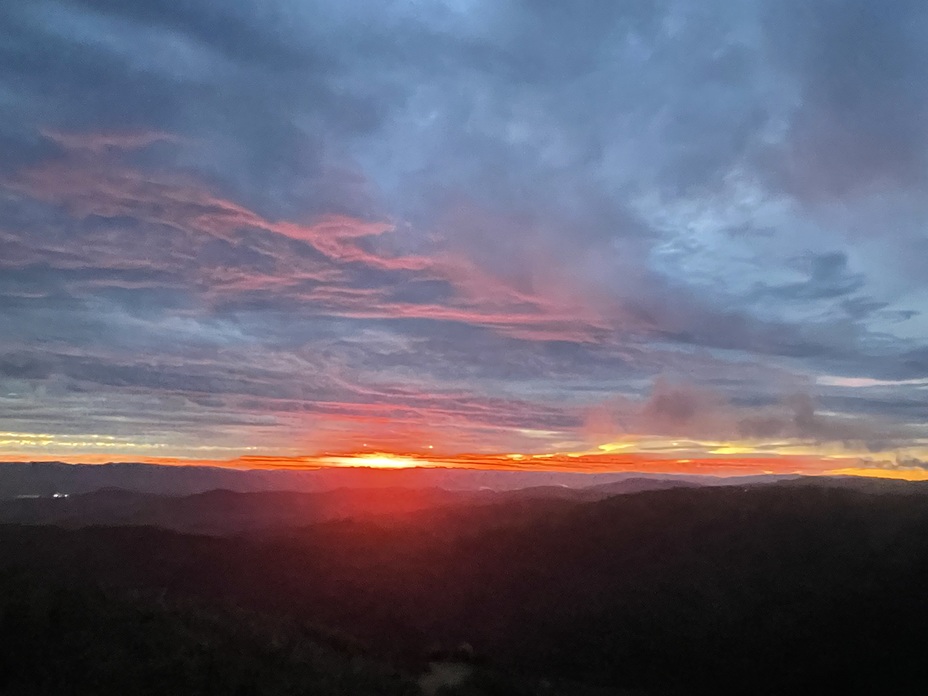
321 453 422 469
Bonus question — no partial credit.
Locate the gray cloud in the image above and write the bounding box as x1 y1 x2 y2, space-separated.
588 379 917 451
765 0 928 198
1 0 927 458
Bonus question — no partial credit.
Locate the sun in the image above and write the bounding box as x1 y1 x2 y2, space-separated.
321 453 424 469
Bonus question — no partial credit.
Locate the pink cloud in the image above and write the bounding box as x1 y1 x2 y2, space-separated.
5 131 625 345
41 128 184 153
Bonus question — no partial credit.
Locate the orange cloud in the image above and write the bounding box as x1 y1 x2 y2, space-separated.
0 449 865 478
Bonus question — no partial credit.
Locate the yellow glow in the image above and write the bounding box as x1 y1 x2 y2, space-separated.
709 445 757 455
0 431 168 450
597 442 634 452
320 453 423 469
6 425 928 481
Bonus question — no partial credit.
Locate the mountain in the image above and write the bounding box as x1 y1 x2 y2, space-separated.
0 461 801 499
3 482 928 693
0 570 418 696
0 461 283 498
0 487 482 534
0 478 698 534
1 469 920 535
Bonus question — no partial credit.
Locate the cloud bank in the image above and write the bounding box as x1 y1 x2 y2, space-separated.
1 0 928 470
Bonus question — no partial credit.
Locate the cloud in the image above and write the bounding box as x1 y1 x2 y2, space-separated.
1 0 928 462
750 252 865 302
762 0 928 199
585 379 915 452
41 128 183 153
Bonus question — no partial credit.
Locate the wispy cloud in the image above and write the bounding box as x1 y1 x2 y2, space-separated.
1 0 928 473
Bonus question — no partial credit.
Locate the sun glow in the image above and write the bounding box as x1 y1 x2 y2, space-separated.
7 431 928 481
320 453 424 469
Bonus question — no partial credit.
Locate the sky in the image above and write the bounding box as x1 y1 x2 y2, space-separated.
2 0 928 476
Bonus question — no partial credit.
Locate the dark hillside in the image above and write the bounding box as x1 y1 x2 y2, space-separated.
0 569 416 696
2 484 928 693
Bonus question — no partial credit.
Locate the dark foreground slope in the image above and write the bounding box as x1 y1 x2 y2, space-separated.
2 484 928 694
0 571 416 696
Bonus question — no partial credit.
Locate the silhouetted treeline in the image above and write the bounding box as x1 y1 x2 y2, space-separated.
0 568 417 696
2 484 928 694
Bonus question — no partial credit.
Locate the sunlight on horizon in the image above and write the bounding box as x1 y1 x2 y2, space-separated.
319 453 426 469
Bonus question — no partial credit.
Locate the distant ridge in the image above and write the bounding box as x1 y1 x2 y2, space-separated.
0 464 922 535
0 461 797 499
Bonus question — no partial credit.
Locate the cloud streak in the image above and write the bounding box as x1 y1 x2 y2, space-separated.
1 0 928 472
